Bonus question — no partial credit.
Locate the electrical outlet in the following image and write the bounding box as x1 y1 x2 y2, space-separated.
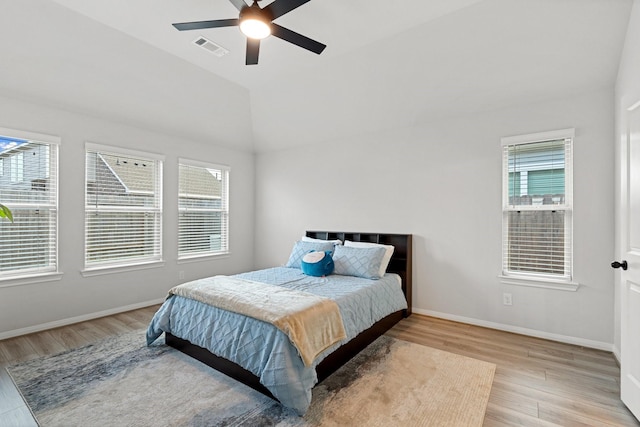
178 271 185 280
503 292 513 306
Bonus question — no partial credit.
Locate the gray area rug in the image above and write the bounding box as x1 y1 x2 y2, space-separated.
7 330 495 426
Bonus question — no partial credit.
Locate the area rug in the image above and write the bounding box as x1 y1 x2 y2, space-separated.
7 330 495 426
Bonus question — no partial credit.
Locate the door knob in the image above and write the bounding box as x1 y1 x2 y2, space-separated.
611 260 628 270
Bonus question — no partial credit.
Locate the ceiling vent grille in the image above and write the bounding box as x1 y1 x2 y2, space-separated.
193 36 229 57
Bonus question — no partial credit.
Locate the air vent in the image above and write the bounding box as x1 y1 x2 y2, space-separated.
193 36 229 57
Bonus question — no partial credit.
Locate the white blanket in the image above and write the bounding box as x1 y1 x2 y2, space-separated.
169 275 347 366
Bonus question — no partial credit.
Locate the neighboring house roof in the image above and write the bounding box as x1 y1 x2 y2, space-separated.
97 155 221 197
100 153 155 194
179 165 222 199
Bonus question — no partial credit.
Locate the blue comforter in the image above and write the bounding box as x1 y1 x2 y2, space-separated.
146 267 407 415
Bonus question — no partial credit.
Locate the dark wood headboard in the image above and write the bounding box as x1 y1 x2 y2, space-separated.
305 231 413 316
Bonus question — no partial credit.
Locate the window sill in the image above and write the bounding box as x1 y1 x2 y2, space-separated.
499 274 580 291
0 272 64 288
81 260 165 277
177 252 230 264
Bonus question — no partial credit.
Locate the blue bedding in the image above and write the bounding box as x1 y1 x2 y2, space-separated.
146 267 407 415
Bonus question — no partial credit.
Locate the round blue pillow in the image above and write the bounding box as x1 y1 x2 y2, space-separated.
301 250 334 277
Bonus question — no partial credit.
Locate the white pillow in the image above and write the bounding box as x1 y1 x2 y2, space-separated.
344 240 394 278
301 236 343 246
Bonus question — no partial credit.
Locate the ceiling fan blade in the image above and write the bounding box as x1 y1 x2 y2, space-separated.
246 38 260 65
271 24 326 55
263 0 312 20
173 18 239 31
227 0 248 12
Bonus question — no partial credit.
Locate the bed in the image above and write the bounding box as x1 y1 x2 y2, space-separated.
146 231 412 415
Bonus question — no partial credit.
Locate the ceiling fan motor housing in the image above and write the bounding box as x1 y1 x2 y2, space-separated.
240 1 273 23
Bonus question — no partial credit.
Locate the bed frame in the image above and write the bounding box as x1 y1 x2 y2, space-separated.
166 231 413 400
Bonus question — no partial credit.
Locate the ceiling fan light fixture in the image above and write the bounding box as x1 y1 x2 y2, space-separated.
239 2 272 40
239 18 271 39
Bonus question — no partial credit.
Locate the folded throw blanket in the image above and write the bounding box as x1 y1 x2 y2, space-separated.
169 275 347 366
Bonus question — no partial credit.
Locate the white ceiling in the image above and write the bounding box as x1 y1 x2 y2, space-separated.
0 0 634 152
49 0 486 89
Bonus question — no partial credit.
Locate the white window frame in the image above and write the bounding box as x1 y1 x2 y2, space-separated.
0 127 62 287
82 142 164 275
499 128 579 291
178 158 229 260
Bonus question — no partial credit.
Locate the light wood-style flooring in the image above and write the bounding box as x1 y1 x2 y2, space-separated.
0 307 638 426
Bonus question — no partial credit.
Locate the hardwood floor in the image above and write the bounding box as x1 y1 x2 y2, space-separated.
0 308 637 426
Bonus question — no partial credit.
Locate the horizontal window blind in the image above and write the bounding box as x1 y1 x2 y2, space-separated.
502 133 573 280
85 145 163 268
504 210 569 276
0 133 58 278
178 160 229 258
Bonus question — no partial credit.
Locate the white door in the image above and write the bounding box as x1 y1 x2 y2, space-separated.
619 99 640 420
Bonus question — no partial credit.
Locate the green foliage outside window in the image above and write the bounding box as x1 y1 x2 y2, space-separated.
0 203 13 222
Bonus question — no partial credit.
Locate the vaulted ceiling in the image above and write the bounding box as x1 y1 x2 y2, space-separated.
0 0 633 152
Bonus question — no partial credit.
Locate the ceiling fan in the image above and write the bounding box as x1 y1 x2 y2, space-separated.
172 0 326 65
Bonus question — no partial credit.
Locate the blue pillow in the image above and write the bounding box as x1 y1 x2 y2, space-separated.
285 240 335 269
301 250 335 277
332 245 386 279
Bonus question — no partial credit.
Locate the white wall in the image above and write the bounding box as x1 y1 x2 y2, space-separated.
0 95 255 337
255 88 615 347
614 0 640 356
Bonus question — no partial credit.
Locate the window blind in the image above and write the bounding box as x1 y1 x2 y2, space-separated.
85 144 163 268
178 159 229 258
502 133 573 280
0 134 58 278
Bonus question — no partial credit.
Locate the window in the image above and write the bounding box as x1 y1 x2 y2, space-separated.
0 129 59 280
85 143 163 270
178 159 229 258
10 152 24 183
501 129 574 287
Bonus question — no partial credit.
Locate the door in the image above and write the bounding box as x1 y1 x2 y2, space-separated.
619 99 640 420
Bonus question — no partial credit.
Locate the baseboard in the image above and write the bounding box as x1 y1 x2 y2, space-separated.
0 298 165 341
612 345 621 367
413 307 614 352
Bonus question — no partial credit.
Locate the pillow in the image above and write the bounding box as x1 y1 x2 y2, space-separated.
301 250 335 277
332 245 386 279
301 236 343 246
285 240 335 269
344 240 395 278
